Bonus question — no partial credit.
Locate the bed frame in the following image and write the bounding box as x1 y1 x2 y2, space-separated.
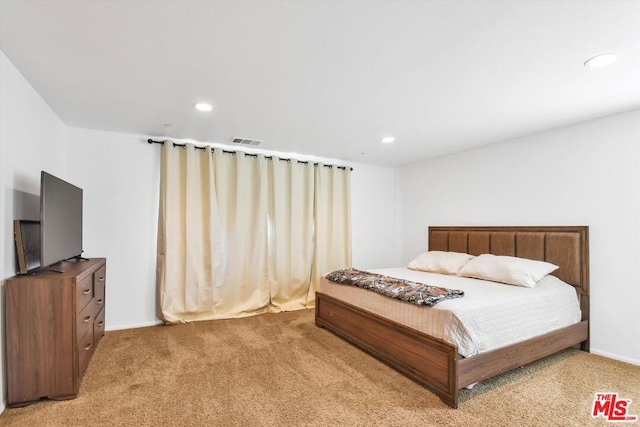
315 226 589 408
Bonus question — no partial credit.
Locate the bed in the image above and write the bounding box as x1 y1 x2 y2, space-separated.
315 226 589 408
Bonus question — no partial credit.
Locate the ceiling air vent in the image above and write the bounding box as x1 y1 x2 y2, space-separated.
232 137 263 146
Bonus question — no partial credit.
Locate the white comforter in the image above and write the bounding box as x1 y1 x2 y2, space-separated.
320 267 581 357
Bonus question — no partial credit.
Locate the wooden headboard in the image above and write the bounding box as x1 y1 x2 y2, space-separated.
429 226 589 320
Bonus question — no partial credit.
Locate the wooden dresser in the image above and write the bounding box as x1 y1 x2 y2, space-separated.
5 258 106 407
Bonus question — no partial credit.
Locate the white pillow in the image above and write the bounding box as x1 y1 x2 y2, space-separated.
457 254 558 288
407 251 475 275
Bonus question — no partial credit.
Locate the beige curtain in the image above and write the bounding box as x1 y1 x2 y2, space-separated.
157 144 269 322
309 164 352 304
267 158 314 311
157 143 351 322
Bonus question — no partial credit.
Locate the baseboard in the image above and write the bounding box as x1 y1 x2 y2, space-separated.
105 320 164 332
590 348 640 366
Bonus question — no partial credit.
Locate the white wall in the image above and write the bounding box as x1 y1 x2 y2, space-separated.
65 128 399 331
65 128 161 330
351 163 399 269
396 109 640 365
0 51 67 413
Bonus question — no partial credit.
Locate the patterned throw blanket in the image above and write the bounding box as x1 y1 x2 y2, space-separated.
325 268 464 307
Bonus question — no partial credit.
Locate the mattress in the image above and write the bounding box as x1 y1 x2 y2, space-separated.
319 267 581 357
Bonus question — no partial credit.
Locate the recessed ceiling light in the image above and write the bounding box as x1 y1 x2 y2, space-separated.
381 136 395 144
380 136 396 144
194 102 213 112
584 53 618 68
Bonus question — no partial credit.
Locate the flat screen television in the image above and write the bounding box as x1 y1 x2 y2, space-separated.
40 171 83 268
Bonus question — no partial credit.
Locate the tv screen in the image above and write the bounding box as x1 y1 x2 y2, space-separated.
40 171 83 268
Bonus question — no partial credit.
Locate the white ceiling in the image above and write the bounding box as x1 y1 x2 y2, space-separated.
1 0 639 167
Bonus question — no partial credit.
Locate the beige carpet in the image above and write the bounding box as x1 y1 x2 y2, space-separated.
1 309 638 426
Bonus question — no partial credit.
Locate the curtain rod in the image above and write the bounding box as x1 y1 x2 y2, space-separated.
147 139 353 171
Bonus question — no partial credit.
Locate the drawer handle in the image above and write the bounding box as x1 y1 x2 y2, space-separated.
98 277 105 282
96 299 103 305
83 316 91 323
82 288 91 295
98 321 104 327
84 342 92 351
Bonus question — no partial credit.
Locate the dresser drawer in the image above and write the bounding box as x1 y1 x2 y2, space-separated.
76 275 93 312
77 329 94 377
76 302 94 344
94 265 106 302
93 291 105 315
94 307 105 346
